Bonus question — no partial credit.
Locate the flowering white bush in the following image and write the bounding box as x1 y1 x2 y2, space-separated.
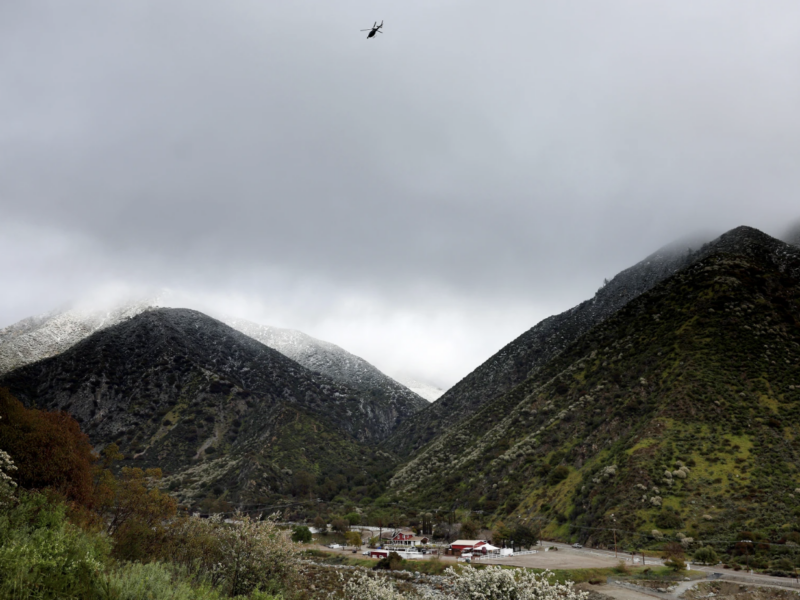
169 511 299 597
335 570 407 600
0 418 18 507
445 566 589 600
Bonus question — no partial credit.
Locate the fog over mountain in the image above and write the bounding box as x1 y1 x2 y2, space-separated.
3 1 800 386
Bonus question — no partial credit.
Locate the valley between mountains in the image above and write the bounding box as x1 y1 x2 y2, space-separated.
1 225 799 550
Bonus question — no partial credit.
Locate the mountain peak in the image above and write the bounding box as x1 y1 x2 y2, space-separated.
385 225 800 457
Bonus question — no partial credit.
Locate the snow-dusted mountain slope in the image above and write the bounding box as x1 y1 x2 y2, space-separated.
0 308 408 507
0 301 153 376
222 318 429 412
0 303 428 416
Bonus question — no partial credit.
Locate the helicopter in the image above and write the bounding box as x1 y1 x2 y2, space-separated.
361 21 383 39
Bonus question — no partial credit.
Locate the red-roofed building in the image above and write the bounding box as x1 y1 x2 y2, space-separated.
380 530 429 547
450 539 489 553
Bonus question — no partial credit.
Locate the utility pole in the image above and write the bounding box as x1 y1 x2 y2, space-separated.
611 514 617 559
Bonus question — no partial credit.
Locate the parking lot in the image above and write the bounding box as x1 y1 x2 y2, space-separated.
482 547 624 569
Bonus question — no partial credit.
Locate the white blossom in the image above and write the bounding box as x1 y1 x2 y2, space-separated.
0 417 19 507
445 566 589 600
335 570 407 600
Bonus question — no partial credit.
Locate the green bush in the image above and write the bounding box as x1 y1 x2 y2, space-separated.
98 562 282 600
98 562 217 600
291 525 312 543
655 509 683 529
693 546 719 565
0 491 110 600
547 465 570 485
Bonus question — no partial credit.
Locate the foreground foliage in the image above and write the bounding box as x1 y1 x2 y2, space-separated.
0 491 108 600
445 567 589 600
333 566 589 600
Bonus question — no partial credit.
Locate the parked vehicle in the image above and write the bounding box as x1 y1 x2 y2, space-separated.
328 543 342 549
572 543 583 548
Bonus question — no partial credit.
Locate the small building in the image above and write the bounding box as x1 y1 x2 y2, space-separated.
380 530 428 547
450 539 489 553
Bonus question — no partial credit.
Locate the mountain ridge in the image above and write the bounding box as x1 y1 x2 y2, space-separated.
389 244 800 545
0 308 419 507
0 302 428 416
385 226 800 458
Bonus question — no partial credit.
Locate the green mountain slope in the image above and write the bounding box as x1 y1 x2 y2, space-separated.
390 249 800 546
385 226 800 460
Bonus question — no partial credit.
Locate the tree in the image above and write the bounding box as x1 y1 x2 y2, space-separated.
291 525 313 543
313 515 328 534
663 542 687 572
332 517 350 534
513 522 538 549
346 530 363 547
0 388 94 506
100 467 177 536
292 470 315 497
461 518 480 539
421 512 434 535
492 521 512 547
693 546 719 565
345 511 361 526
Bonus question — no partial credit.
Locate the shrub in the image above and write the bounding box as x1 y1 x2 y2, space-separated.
0 490 110 599
0 437 17 507
655 509 683 529
548 465 570 485
165 512 299 597
374 552 403 571
336 570 406 599
291 525 312 543
98 562 217 600
445 566 589 600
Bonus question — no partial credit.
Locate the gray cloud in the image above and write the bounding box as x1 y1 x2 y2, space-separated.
3 0 800 386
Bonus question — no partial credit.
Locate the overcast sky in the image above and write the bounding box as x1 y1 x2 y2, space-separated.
2 1 800 389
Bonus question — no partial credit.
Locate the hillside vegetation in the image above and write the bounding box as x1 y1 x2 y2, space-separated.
386 227 800 460
390 249 800 549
